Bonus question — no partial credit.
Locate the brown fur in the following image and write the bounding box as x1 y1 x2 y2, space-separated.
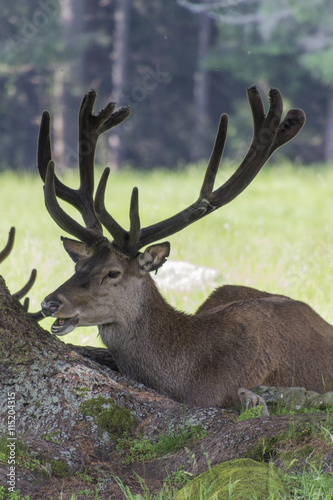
42 240 333 408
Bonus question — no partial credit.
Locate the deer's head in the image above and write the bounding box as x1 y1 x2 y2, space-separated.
38 88 305 335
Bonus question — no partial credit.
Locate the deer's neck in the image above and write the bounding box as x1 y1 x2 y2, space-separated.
99 274 187 345
98 274 193 390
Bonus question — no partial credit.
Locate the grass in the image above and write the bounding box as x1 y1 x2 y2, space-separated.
112 461 333 500
281 462 333 500
116 420 207 464
2 160 333 349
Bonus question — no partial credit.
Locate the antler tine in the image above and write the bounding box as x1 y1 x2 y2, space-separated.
22 297 44 320
208 88 305 207
20 296 43 320
273 108 306 150
44 161 102 246
128 188 141 247
207 86 284 207
77 90 130 220
22 297 29 312
38 111 80 208
95 168 128 248
77 90 112 199
29 310 45 321
124 86 305 254
12 268 37 300
0 227 15 263
95 169 141 254
200 113 228 199
37 111 51 182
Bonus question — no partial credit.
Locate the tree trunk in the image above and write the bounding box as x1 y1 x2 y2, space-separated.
52 0 84 170
109 0 130 169
324 86 333 162
191 10 213 162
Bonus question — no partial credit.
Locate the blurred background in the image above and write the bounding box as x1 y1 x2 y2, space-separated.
0 0 332 172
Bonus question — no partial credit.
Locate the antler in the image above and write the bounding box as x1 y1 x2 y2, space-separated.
12 268 37 300
0 226 15 263
38 89 131 246
38 87 305 257
0 227 43 319
95 86 305 255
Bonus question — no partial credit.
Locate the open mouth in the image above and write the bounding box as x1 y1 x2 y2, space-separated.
51 315 80 336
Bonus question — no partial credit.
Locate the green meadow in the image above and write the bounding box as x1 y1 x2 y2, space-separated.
1 160 333 348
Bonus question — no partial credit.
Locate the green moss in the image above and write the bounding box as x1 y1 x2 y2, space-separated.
81 396 136 440
175 458 287 500
51 459 69 478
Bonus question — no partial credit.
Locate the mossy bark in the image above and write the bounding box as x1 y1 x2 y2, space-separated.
175 458 287 500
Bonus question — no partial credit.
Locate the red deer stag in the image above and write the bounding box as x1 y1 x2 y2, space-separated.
38 87 333 407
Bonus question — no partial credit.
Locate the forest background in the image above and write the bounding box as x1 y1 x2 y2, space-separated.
0 0 332 172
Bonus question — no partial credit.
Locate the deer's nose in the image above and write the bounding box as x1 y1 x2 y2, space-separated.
41 299 61 317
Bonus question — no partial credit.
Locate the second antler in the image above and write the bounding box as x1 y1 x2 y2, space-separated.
38 87 305 256
0 227 43 319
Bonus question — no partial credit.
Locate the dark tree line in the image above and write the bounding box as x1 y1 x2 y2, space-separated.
0 0 332 171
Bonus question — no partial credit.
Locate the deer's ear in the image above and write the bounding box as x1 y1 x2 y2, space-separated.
137 242 170 274
61 237 89 262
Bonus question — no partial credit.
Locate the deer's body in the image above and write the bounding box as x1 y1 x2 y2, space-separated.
45 239 333 407
101 277 333 407
37 88 333 409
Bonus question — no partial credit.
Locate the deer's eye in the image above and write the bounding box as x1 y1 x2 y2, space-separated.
107 270 121 279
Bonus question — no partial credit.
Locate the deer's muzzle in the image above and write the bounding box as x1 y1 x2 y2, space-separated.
41 299 79 336
41 299 61 316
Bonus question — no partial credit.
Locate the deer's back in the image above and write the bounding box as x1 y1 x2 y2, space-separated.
196 284 289 313
189 291 333 406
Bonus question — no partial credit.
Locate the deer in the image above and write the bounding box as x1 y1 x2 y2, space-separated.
38 87 333 408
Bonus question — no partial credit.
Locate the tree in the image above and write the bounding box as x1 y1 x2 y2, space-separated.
108 0 131 168
52 0 85 169
1 0 332 169
294 0 333 161
0 1 60 169
179 0 333 163
191 6 216 161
